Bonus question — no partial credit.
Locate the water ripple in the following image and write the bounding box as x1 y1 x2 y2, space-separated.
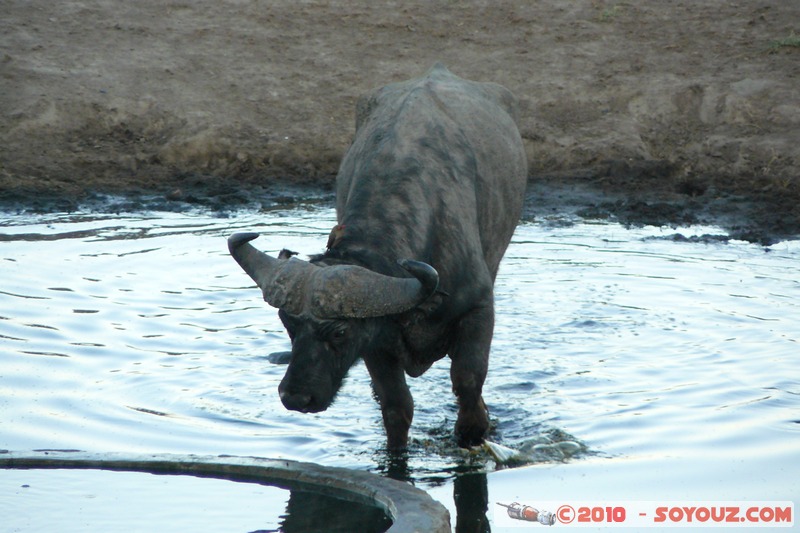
1 209 798 488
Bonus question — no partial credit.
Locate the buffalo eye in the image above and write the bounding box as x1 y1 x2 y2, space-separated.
331 326 347 343
318 320 349 350
325 323 349 350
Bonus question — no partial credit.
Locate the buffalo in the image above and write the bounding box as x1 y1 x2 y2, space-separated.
229 63 527 449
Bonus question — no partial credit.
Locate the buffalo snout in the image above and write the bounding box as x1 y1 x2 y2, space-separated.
278 372 332 413
279 388 315 412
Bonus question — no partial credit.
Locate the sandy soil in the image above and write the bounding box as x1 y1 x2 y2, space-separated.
2 1 798 243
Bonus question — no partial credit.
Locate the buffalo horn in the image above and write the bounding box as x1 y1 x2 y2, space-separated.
228 233 439 319
309 259 438 318
228 232 317 315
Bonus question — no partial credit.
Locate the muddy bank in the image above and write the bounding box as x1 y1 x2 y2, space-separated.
1 1 798 243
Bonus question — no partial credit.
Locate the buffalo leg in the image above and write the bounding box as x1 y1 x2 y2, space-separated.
365 356 414 450
450 305 493 448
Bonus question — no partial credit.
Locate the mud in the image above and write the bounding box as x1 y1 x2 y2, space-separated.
2 1 798 244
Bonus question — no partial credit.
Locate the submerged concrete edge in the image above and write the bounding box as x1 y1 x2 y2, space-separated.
0 450 451 533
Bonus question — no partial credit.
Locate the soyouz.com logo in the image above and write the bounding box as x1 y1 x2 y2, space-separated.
494 501 794 528
497 502 556 525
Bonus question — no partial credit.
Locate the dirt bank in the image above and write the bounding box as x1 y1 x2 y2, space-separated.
2 1 798 243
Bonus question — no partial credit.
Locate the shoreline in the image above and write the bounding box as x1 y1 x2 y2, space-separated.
2 172 796 246
2 1 798 244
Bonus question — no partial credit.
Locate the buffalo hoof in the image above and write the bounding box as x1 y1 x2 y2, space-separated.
455 408 489 448
456 426 488 449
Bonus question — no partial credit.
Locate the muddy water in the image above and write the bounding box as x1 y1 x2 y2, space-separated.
1 205 798 529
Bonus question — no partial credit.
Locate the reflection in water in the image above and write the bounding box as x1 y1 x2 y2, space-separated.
281 489 392 533
1 208 799 530
376 449 491 532
454 472 491 533
0 467 393 533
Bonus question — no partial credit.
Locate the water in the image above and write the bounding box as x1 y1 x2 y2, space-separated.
0 468 391 532
1 469 289 532
1 205 798 529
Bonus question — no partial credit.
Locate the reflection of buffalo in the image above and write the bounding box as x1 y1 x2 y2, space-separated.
229 63 527 449
280 489 392 533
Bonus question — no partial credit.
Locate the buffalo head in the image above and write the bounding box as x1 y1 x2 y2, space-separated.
228 232 438 413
